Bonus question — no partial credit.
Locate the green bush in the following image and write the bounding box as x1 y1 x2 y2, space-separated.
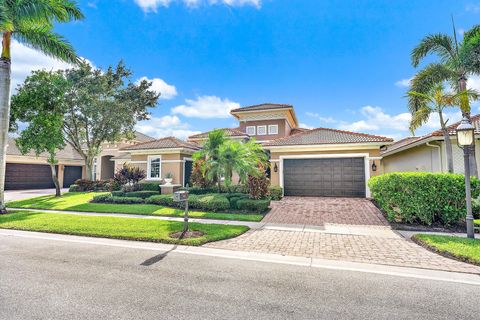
111 191 124 197
138 182 161 192
236 199 271 213
91 194 112 203
145 195 180 208
197 194 230 212
268 186 283 200
69 184 80 192
111 196 144 204
123 191 159 199
368 172 480 226
181 186 217 195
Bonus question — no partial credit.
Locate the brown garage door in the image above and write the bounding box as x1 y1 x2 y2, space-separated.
283 158 366 197
63 166 83 188
5 163 55 190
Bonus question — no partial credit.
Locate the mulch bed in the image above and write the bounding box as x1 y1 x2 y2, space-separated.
411 235 480 267
170 231 204 239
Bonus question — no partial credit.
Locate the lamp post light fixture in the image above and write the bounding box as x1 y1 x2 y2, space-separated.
371 160 377 172
456 116 476 239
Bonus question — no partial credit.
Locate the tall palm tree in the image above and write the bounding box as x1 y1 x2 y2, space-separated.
0 0 83 213
410 22 480 176
408 84 479 173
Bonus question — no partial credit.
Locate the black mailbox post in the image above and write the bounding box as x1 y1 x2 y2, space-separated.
173 191 189 233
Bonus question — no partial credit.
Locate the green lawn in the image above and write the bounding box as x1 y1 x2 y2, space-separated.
475 219 479 226
6 192 263 222
0 211 249 246
414 234 480 266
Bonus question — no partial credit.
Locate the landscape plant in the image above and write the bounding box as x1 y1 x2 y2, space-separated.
113 164 146 190
0 0 84 212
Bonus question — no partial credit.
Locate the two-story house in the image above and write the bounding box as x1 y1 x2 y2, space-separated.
113 103 393 198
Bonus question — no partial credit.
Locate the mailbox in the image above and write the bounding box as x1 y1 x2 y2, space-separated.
173 190 189 202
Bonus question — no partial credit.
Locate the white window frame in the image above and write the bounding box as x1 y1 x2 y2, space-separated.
268 124 279 135
147 155 162 180
257 125 267 135
246 126 256 135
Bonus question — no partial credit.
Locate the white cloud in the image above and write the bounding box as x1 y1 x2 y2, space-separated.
135 115 200 139
299 123 314 129
134 0 261 12
338 106 411 132
305 112 336 124
395 77 412 88
136 76 177 100
466 3 480 13
171 95 240 118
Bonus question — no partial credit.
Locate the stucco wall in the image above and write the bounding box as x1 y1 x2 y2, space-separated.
238 119 291 141
382 142 443 173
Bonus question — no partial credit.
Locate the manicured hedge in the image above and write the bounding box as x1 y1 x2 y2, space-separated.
268 186 283 201
145 195 178 208
91 194 144 204
138 182 161 192
368 172 480 226
196 194 230 212
70 179 115 192
112 190 159 199
236 199 271 213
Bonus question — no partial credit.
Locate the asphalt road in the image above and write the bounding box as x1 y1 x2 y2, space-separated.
1 235 479 320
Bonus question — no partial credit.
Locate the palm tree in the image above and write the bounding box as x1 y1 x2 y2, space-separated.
410 22 480 176
193 129 226 190
408 84 479 173
0 0 83 212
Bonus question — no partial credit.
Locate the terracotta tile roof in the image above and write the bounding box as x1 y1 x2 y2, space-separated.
110 153 131 160
263 127 393 146
133 131 156 142
382 114 480 155
290 128 311 135
121 137 200 151
188 128 248 140
7 136 84 161
230 103 293 113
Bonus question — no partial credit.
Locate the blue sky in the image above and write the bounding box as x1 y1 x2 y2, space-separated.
13 0 480 140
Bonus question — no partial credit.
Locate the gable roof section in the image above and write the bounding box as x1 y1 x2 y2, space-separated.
188 128 248 140
382 113 480 156
263 127 393 146
121 137 200 151
133 131 156 142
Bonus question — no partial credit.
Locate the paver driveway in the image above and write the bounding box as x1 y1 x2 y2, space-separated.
207 197 480 274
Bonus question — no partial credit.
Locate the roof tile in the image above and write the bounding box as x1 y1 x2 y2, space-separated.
121 137 200 151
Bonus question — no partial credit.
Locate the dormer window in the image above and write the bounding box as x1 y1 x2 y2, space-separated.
257 125 267 135
246 126 256 135
268 124 278 135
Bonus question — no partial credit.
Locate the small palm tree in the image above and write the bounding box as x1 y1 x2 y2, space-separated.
408 84 479 173
0 0 84 212
193 129 227 190
410 22 480 176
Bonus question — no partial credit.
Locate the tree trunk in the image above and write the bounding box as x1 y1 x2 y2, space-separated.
50 164 61 197
439 112 454 173
0 57 11 214
459 76 478 177
85 156 94 180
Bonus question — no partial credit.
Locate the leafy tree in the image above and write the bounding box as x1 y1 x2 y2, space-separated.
61 62 159 179
408 85 479 173
409 22 480 176
10 70 70 196
0 0 83 212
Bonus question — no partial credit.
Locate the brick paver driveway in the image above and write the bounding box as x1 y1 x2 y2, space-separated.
207 197 480 274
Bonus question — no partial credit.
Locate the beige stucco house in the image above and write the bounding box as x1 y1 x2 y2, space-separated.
112 103 393 197
381 114 480 174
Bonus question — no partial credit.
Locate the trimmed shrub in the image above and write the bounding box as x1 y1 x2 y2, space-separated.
91 194 112 203
268 186 283 201
69 184 81 192
220 184 248 194
138 182 161 192
145 195 179 208
111 191 124 197
236 199 271 213
111 196 144 204
181 186 217 195
73 179 113 192
197 194 230 212
368 172 480 226
247 172 269 199
123 191 159 199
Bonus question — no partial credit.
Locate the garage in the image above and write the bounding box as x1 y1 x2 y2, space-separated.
63 166 83 188
5 163 55 190
283 157 366 197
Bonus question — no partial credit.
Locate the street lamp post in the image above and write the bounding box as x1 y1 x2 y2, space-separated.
456 116 476 239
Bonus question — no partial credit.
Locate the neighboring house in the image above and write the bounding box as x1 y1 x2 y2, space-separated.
5 131 156 190
115 103 393 197
381 114 480 174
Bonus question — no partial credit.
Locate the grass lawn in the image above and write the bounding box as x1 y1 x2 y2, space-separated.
475 219 479 226
0 211 249 246
6 192 263 222
413 234 480 266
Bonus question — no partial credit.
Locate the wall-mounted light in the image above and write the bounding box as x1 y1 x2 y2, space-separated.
371 160 377 172
273 163 278 173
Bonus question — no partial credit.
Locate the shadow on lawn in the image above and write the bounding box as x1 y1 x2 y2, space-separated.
0 211 44 223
